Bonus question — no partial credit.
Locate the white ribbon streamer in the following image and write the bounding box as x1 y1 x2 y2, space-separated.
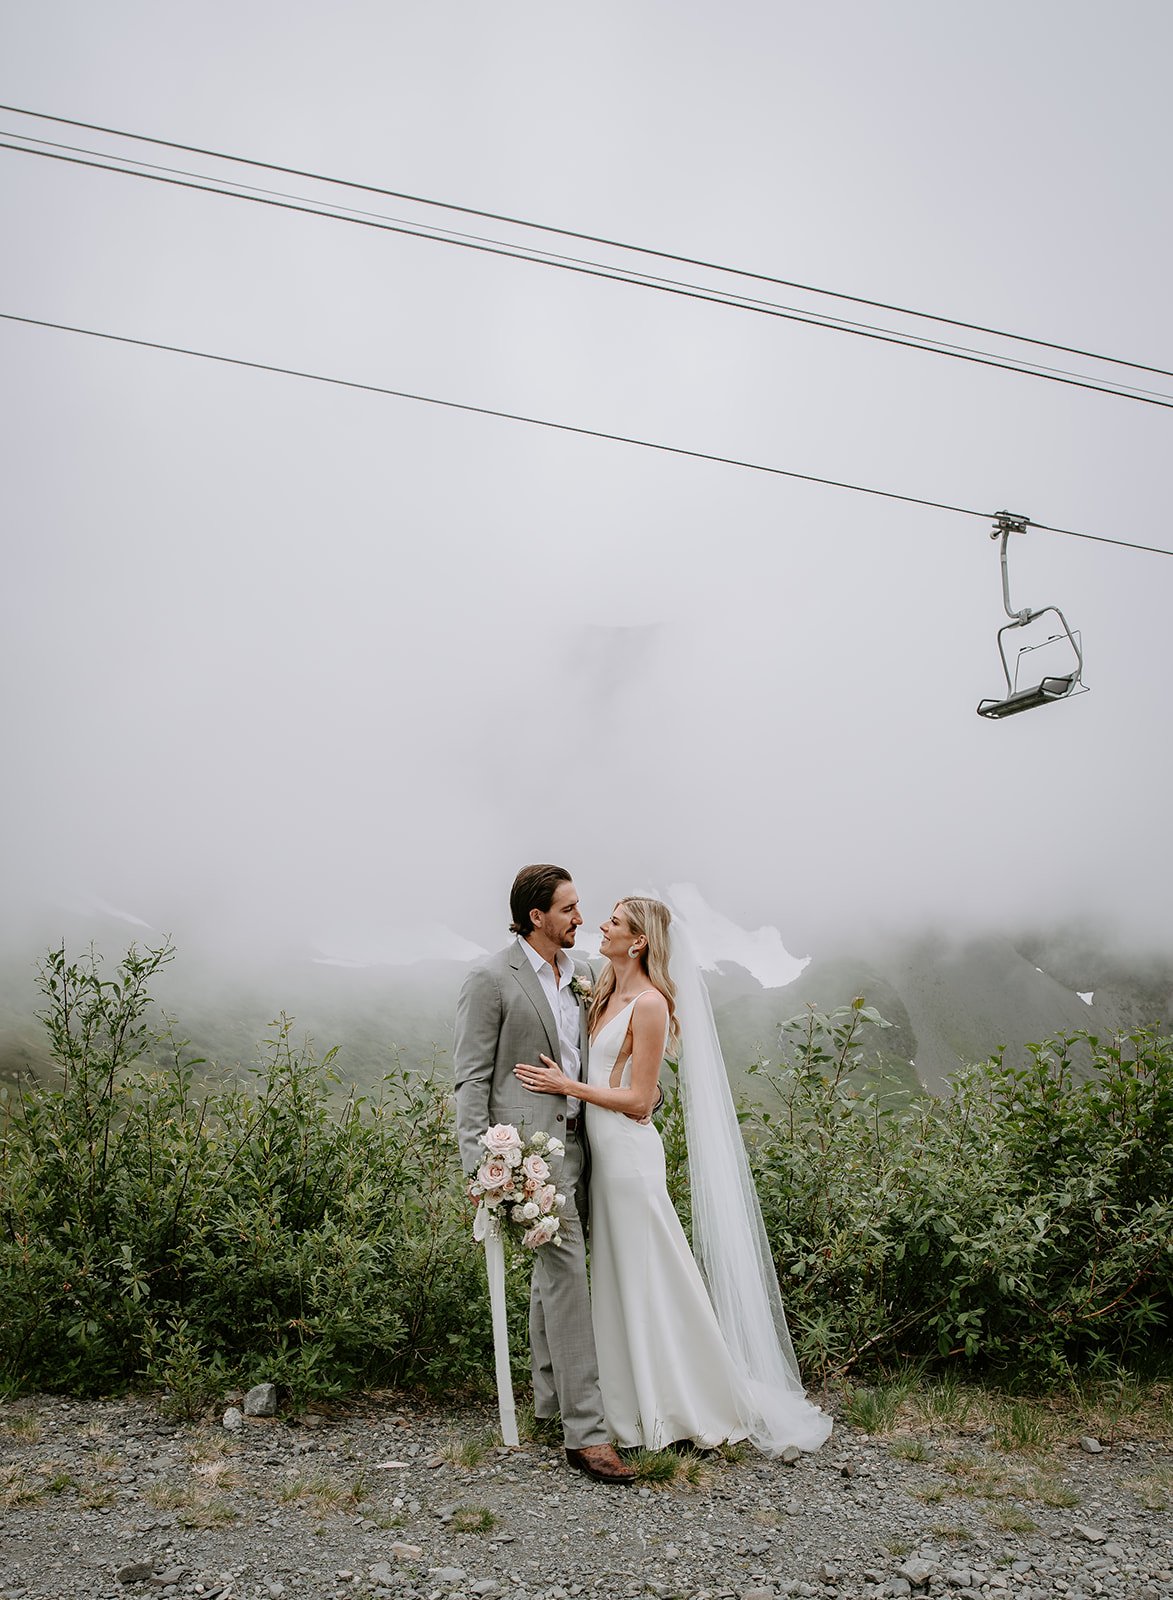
481 1219 518 1447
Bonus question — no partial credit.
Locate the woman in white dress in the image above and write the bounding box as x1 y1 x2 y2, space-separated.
514 896 831 1456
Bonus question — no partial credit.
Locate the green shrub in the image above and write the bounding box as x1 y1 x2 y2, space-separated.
0 944 494 1402
3 947 1169 1403
742 1002 1173 1383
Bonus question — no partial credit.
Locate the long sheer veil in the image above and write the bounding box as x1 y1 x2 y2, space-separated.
668 911 832 1453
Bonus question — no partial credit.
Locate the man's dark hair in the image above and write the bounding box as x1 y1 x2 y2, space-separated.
509 863 572 937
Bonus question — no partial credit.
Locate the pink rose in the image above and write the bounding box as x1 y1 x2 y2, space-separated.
538 1183 558 1214
521 1153 550 1183
522 1216 561 1249
481 1123 523 1157
477 1156 512 1192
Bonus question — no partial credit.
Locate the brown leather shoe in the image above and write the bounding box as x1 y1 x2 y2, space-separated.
565 1443 636 1483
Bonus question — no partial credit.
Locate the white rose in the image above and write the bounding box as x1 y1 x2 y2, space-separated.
481 1123 523 1156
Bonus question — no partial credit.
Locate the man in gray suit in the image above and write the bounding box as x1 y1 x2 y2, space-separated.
454 863 634 1483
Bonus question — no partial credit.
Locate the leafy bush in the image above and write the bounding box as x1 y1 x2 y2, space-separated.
741 1001 1173 1384
0 944 494 1402
3 947 1169 1405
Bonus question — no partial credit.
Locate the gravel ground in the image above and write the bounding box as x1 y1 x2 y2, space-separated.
1 1391 1169 1600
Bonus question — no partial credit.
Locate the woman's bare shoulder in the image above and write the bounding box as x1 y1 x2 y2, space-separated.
633 987 669 1021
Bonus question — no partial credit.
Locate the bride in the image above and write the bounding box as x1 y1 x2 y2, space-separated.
514 895 831 1455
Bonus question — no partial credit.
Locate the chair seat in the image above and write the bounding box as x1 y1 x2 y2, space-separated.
977 676 1076 719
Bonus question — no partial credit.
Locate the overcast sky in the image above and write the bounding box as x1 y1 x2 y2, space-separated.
2 2 1171 966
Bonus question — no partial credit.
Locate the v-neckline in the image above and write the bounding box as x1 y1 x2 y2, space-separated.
589 989 653 1044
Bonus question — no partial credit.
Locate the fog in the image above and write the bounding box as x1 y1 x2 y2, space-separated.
2 2 1171 975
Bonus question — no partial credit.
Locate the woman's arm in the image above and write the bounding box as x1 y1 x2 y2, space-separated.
514 992 666 1119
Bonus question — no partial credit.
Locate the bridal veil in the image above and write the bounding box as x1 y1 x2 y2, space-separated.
668 913 832 1453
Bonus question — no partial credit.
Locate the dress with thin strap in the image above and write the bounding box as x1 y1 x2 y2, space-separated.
586 995 750 1449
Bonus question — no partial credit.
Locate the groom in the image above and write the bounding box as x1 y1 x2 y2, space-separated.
454 864 634 1484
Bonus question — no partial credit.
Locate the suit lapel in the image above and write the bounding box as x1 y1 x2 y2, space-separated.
510 943 561 1063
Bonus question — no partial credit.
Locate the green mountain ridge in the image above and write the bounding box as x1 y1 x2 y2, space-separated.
3 925 1171 1102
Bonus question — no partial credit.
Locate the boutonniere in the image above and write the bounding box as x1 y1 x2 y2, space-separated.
570 974 593 1003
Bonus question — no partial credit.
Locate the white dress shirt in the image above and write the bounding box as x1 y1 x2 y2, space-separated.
519 936 582 1118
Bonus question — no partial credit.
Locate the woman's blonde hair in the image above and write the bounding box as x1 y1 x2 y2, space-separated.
588 896 679 1052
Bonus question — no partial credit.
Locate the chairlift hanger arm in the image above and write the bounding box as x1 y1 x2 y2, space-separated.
992 511 1033 622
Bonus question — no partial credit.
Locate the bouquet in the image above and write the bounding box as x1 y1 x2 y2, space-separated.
468 1123 566 1249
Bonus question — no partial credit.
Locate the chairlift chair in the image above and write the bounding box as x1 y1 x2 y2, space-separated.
976 512 1088 719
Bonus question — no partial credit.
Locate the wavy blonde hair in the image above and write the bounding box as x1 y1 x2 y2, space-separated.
588 896 679 1052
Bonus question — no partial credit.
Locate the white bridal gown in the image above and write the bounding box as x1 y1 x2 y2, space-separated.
587 992 832 1454
586 994 752 1449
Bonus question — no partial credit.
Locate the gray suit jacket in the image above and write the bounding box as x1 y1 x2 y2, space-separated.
453 940 591 1175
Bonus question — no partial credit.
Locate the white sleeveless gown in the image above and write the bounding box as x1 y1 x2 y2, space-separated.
586 996 751 1449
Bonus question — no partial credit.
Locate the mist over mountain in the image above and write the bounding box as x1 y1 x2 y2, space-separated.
3 895 1170 1104
708 927 1173 1096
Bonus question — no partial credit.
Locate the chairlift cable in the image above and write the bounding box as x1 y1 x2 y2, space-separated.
3 308 1171 561
1026 518 1170 555
6 130 1173 408
4 138 1171 412
2 100 1170 384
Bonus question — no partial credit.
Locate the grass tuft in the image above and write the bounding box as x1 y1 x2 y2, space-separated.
143 1481 188 1510
628 1448 679 1484
937 1455 1006 1496
985 1503 1039 1534
841 1380 912 1434
1023 1473 1079 1508
275 1469 362 1513
991 1400 1058 1455
443 1435 490 1469
890 1435 931 1462
0 1412 42 1443
912 1377 975 1431
930 1524 974 1544
449 1504 497 1533
1123 1468 1172 1512
78 1484 115 1509
912 1484 946 1504
186 1431 232 1465
0 1466 41 1508
179 1496 238 1528
625 1446 710 1486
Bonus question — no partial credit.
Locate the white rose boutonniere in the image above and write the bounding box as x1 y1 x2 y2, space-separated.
570 974 593 1003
